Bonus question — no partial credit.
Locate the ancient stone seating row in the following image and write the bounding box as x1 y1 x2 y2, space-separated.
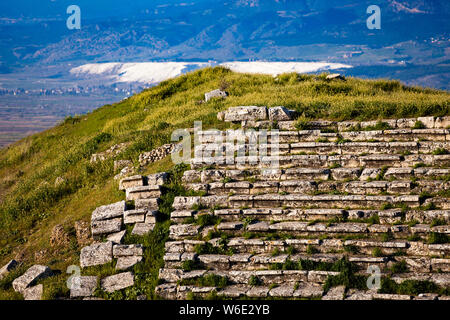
170 208 449 224
172 194 423 210
182 168 450 183
164 238 450 261
194 141 450 156
156 111 449 300
190 154 450 169
168 219 449 240
198 129 450 143
184 179 449 196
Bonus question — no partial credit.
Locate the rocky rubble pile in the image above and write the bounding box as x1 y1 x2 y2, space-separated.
139 144 182 166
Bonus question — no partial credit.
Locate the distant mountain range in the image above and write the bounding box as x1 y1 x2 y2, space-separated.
0 0 449 88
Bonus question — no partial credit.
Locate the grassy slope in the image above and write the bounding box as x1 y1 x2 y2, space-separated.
0 67 449 299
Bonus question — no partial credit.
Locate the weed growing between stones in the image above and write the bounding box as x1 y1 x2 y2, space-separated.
379 278 450 296
322 258 367 293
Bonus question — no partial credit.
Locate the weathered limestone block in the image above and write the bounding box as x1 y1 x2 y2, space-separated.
229 254 253 263
414 293 439 301
198 254 230 265
268 106 296 121
425 197 450 210
200 170 225 183
396 118 417 129
359 155 402 167
331 168 361 180
278 121 296 130
406 210 450 224
217 221 244 230
0 259 18 280
70 276 98 298
134 198 159 211
23 284 43 300
91 218 122 238
220 285 249 298
224 106 268 122
269 284 294 297
378 209 404 224
113 244 143 257
322 285 345 300
12 265 52 293
199 195 228 208
225 181 251 194
433 154 450 167
308 271 339 283
169 224 200 239
171 210 195 222
291 142 337 154
80 242 113 268
326 223 368 233
164 253 181 262
434 116 450 128
106 230 126 244
345 240 408 249
182 170 202 184
119 175 144 191
373 293 411 300
417 117 435 129
124 209 147 224
388 181 412 193
172 197 200 210
132 223 155 236
126 185 161 200
283 168 329 180
147 172 169 186
247 286 269 298
250 181 279 194
101 272 134 293
402 257 431 273
279 180 317 193
293 283 323 298
155 283 178 299
431 258 450 272
158 268 184 282
385 168 413 180
91 201 125 222
205 89 227 102
116 256 143 271
343 181 387 194
345 290 373 300
359 168 381 181
247 221 270 232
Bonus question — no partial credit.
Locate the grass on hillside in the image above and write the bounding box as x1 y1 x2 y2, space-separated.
0 67 448 299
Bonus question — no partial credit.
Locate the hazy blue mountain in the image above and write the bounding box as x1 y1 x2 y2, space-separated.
0 0 449 88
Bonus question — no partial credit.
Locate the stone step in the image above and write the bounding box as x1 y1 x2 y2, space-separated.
182 167 450 184
198 128 450 144
191 208 448 224
424 197 450 210
165 238 450 257
190 154 450 170
163 251 450 273
169 219 449 239
158 268 338 286
172 194 421 211
194 141 450 156
184 179 449 196
227 115 450 132
125 185 161 201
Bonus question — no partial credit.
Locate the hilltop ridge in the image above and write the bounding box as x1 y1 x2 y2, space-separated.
0 67 449 299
